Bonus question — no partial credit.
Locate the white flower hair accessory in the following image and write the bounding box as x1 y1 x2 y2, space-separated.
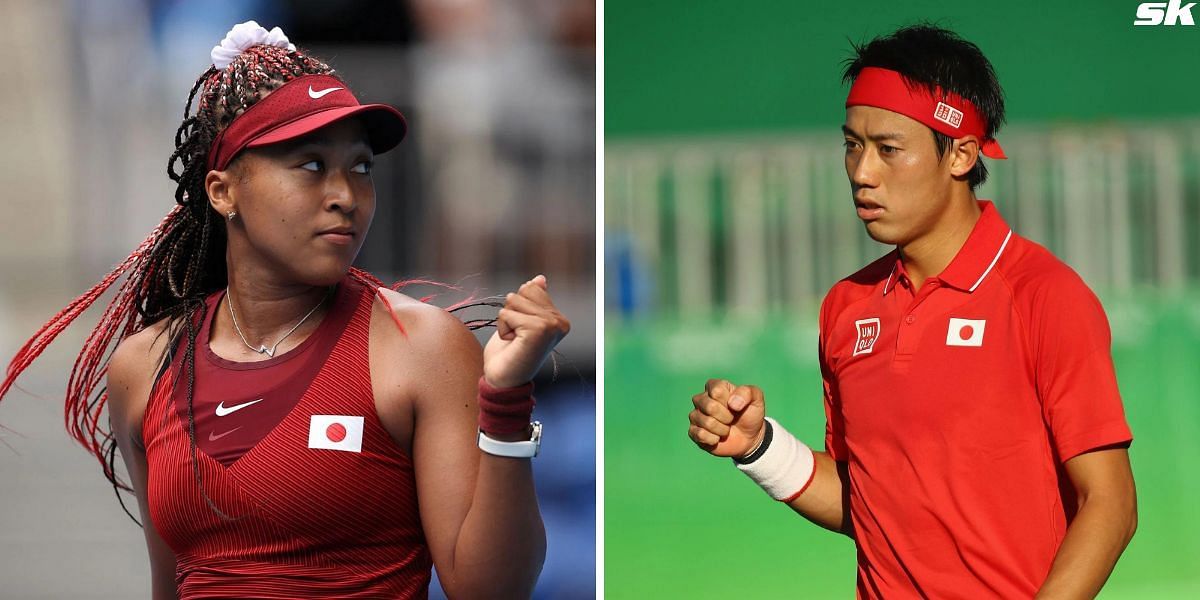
210 20 297 70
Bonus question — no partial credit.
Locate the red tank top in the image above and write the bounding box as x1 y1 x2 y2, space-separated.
143 276 431 598
175 281 356 466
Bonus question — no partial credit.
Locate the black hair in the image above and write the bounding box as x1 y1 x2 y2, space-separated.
843 24 1006 189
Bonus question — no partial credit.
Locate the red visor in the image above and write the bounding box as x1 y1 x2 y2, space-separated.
207 74 407 171
846 67 1006 160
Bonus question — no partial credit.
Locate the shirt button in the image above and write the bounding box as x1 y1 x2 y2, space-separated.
905 315 916 324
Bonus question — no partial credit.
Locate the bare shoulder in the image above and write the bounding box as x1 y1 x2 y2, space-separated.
370 287 484 365
369 287 483 451
107 317 176 425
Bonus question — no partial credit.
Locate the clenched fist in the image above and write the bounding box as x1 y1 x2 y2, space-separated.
483 274 571 388
688 379 768 458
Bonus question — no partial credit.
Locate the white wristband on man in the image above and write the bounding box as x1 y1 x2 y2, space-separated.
733 417 816 502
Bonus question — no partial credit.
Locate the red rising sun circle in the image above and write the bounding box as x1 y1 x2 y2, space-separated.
326 422 347 443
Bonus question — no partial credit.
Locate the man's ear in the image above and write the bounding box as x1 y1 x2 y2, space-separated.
948 136 980 180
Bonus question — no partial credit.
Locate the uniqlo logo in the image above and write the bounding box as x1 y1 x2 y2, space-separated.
934 102 963 128
853 318 881 356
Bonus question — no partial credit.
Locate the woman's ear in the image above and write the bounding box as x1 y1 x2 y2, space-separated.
206 169 236 219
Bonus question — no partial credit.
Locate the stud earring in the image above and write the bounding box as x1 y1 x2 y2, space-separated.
227 211 237 221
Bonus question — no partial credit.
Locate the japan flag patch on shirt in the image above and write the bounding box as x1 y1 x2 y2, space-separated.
946 318 986 347
308 415 365 453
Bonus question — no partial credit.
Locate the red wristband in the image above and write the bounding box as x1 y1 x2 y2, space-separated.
477 376 535 435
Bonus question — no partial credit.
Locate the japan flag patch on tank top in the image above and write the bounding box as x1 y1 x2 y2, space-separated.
308 415 365 453
946 318 986 347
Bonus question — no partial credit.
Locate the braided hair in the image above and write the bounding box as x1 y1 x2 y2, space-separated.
1 44 494 524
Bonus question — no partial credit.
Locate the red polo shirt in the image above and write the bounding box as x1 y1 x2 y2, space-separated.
818 201 1132 599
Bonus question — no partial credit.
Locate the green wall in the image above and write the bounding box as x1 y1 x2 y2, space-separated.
607 0 1200 137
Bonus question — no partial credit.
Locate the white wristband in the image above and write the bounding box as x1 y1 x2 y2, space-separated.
477 422 542 458
735 417 816 502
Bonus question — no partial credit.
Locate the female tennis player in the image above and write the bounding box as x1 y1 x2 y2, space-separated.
0 21 568 599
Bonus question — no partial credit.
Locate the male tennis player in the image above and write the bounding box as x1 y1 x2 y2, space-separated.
687 25 1136 598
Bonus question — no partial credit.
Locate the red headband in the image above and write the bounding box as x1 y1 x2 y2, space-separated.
846 67 1006 160
207 73 407 171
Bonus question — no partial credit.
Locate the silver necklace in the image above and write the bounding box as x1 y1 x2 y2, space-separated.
226 286 332 358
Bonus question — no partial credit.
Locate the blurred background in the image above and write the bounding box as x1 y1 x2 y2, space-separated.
0 0 594 598
606 1 1199 598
